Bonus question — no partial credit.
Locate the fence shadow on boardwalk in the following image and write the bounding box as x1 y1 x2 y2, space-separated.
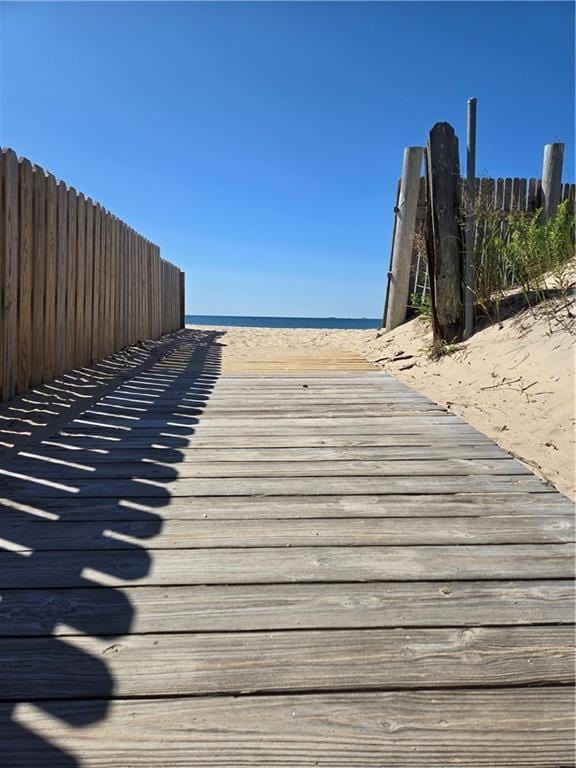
0 329 224 767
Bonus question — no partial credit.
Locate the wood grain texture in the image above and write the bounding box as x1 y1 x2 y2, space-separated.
91 203 101 362
1 491 568 522
6 457 530 479
43 173 58 381
54 181 67 375
3 515 572 550
30 166 46 387
28 443 511 462
83 198 94 366
2 626 573 699
0 473 551 499
2 581 572 637
0 545 571 588
74 192 86 368
0 149 19 402
64 186 77 371
5 688 573 767
46 431 496 449
16 158 33 394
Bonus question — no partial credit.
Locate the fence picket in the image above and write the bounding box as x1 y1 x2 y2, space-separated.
54 181 68 375
91 203 102 363
31 166 47 387
44 174 58 381
0 149 19 401
84 199 94 365
75 192 86 368
65 187 78 371
517 178 527 212
17 158 33 393
527 178 539 211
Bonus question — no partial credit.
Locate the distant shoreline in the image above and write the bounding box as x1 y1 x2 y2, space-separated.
185 315 381 330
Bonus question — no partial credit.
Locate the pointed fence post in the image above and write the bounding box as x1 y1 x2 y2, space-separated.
384 147 423 332
541 143 564 220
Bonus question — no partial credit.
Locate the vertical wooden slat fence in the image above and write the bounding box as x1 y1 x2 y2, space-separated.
0 147 184 402
404 176 576 310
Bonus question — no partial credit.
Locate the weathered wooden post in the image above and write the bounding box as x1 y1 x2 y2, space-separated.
541 143 564 220
426 122 463 343
463 97 477 340
384 147 423 331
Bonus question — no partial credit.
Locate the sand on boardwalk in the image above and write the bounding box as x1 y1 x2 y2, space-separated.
187 298 575 499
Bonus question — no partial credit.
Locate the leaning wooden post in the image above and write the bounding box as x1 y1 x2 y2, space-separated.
541 143 564 220
385 147 423 331
426 122 463 343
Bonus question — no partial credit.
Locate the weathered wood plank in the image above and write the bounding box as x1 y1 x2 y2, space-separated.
0 473 552 498
28 444 511 462
6 457 530 480
45 432 495 450
0 545 571 587
4 688 572 767
2 581 572 637
102 399 441 411
1 627 573 698
58 421 498 438
2 492 568 521
3 515 572 551
71 412 459 430
102 393 439 405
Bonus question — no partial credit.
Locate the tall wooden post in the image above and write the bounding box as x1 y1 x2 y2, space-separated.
463 97 477 340
384 147 423 332
426 122 463 344
541 143 564 220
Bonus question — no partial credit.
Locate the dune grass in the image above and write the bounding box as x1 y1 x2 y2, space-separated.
473 199 575 321
410 198 575 328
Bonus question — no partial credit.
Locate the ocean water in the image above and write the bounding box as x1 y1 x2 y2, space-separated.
185 315 381 330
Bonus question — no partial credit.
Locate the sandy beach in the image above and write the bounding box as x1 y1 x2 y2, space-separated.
187 298 575 499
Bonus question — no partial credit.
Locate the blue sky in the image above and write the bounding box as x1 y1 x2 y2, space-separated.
1 1 573 317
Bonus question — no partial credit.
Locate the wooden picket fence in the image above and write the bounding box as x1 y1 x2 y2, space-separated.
0 147 184 402
407 176 576 307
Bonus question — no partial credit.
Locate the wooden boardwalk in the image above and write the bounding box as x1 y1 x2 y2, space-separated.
0 329 574 767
